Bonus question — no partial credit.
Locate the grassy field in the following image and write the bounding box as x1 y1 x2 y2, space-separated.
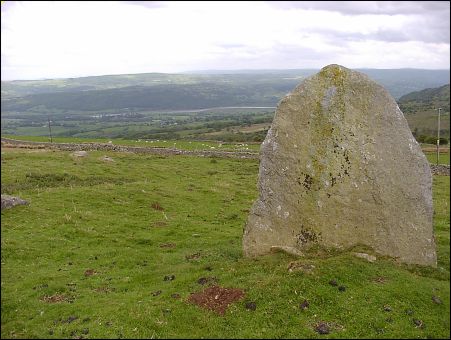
1 135 261 153
1 147 449 339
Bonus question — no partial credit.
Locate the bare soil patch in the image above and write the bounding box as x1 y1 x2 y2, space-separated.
40 293 73 303
187 285 245 315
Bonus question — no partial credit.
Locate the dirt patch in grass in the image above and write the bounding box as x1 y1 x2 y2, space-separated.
372 276 388 284
151 202 164 211
185 252 202 260
187 285 245 315
152 221 168 227
40 293 73 303
84 269 97 277
159 242 176 248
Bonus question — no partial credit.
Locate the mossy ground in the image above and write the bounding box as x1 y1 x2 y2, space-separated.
1 146 449 339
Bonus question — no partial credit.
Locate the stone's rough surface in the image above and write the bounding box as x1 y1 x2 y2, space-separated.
1 195 29 210
243 64 437 266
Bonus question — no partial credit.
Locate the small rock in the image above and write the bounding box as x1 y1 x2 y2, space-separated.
338 285 346 292
287 261 315 274
1 194 29 210
413 319 423 328
81 328 89 335
405 309 414 315
171 293 181 299
386 317 393 323
71 151 88 158
329 279 338 287
432 295 442 304
100 155 114 162
299 299 309 310
164 275 175 281
353 252 377 262
245 301 257 311
315 322 330 335
383 305 392 312
151 290 162 296
66 315 78 323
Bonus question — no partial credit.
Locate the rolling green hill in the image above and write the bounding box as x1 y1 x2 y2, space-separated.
399 84 450 140
1 70 449 141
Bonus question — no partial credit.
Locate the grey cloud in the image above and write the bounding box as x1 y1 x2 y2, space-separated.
266 1 449 16
120 1 167 9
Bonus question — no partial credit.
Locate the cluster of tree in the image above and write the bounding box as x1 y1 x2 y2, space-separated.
415 135 448 145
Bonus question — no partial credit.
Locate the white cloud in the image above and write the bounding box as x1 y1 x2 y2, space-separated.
1 1 449 80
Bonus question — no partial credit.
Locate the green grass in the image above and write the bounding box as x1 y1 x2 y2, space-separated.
1 148 449 338
1 135 261 152
424 150 450 166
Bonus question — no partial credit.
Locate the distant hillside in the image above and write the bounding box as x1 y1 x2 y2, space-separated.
1 69 449 141
1 68 449 107
398 84 450 113
399 84 450 139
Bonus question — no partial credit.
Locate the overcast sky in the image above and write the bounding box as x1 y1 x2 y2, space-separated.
1 1 449 80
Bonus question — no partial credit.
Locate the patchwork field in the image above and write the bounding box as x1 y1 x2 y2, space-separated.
1 146 449 338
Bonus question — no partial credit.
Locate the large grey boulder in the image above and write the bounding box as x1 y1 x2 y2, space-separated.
243 64 436 267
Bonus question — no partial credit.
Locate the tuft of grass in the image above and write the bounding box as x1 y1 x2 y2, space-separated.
1 147 449 338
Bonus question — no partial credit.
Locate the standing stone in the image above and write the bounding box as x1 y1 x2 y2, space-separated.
243 64 436 267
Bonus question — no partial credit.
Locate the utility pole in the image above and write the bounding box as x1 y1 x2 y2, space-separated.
436 108 441 165
47 116 53 143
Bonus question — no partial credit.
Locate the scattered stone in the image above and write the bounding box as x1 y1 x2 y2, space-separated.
299 299 309 310
99 155 114 162
197 277 218 285
353 252 377 263
71 151 88 158
413 319 424 328
1 194 29 210
68 316 78 323
405 309 414 316
287 261 315 274
338 285 346 292
188 285 245 315
383 305 392 312
430 164 450 176
245 301 257 311
314 322 330 335
243 64 437 267
81 329 89 335
432 295 442 304
171 293 181 299
151 290 162 296
164 275 175 281
329 279 338 287
386 317 393 323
